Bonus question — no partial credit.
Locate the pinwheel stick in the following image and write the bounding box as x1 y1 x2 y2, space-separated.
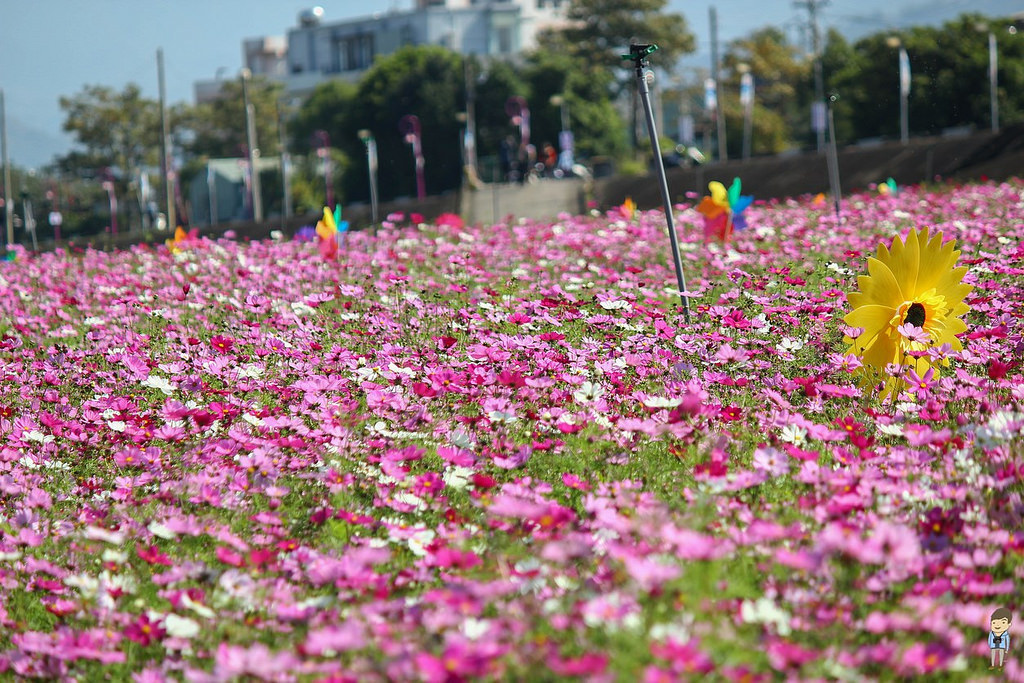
622 44 691 324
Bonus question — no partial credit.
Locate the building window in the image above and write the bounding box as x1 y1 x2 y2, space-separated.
496 26 512 54
340 33 375 71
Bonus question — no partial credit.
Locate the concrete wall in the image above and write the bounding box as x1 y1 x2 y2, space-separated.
459 178 587 225
595 124 1024 210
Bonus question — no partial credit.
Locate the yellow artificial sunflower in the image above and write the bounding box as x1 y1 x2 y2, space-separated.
843 227 972 398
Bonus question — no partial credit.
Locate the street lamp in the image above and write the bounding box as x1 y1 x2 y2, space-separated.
738 63 754 160
976 23 999 132
357 129 379 225
313 130 333 208
239 68 263 221
399 115 426 200
505 96 530 149
101 176 118 237
886 37 910 145
549 94 574 173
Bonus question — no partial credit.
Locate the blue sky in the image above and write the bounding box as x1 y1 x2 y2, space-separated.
0 0 1017 167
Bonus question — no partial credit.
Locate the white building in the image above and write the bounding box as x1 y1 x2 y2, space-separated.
284 0 567 95
194 36 289 103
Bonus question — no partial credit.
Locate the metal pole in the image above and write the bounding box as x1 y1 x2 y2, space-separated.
625 44 691 323
240 69 263 222
400 115 426 200
740 71 754 160
23 195 37 251
898 47 909 145
989 32 999 132
158 49 176 232
359 130 380 226
464 59 478 177
825 94 842 219
207 164 218 226
709 7 727 162
277 100 292 222
1 90 12 248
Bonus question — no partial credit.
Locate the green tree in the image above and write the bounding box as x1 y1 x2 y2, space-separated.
468 57 529 179
179 76 284 159
289 80 358 156
337 46 466 203
537 0 695 94
58 84 160 180
521 50 627 160
720 27 810 152
827 13 1024 143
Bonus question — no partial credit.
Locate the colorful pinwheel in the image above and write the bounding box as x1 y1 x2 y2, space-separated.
315 205 349 260
618 197 637 221
877 177 899 196
696 178 753 242
166 226 199 253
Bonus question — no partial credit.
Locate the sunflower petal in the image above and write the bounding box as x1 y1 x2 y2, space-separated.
860 258 904 307
844 304 894 335
886 229 920 298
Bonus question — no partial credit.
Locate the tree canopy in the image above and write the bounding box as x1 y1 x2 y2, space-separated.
58 84 160 180
536 0 695 93
179 76 284 159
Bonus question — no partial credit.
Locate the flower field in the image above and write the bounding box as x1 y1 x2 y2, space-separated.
0 180 1022 680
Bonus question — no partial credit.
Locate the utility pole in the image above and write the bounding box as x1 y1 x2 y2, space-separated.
989 31 999 132
240 69 263 222
157 48 176 231
795 0 828 152
709 7 727 162
1 89 12 248
277 100 292 223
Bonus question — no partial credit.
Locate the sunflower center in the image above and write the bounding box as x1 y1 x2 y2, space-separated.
904 302 926 328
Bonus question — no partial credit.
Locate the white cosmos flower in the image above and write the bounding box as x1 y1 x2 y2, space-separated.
573 381 604 403
777 337 804 354
406 529 436 557
148 521 177 540
642 396 681 409
778 424 807 446
740 597 792 636
142 375 176 395
164 613 200 638
83 526 125 545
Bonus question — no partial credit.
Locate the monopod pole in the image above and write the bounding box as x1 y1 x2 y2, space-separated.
623 44 691 323
825 93 842 220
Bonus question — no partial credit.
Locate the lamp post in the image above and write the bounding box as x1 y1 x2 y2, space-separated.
989 31 998 132
1 89 12 248
887 37 910 145
738 64 754 160
505 96 530 150
358 129 379 225
277 99 294 221
102 177 118 237
976 23 999 132
313 130 333 208
550 94 574 173
463 59 479 180
240 68 263 221
399 115 426 200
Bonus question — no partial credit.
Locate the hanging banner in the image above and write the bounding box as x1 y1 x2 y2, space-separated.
989 32 997 83
679 114 695 145
811 101 826 133
899 47 911 98
704 78 717 112
739 72 754 109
